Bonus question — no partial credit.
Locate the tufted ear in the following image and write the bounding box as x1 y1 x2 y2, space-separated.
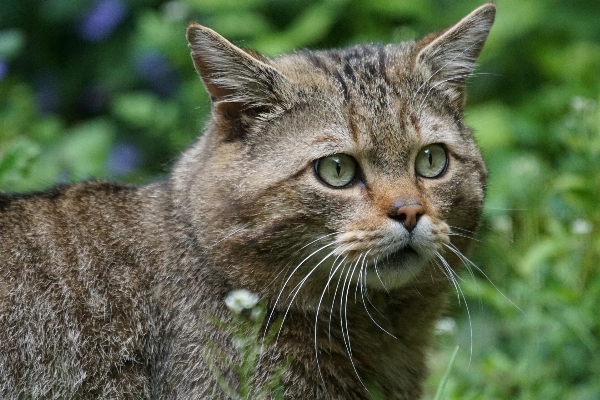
186 23 292 118
415 3 496 106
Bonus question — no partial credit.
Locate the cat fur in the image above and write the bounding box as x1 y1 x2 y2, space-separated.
0 3 495 399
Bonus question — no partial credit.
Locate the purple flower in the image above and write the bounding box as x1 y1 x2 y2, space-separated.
134 50 180 97
78 0 127 42
0 60 7 81
106 143 141 176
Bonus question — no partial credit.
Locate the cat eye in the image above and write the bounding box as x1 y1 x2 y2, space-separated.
314 154 358 188
415 144 448 178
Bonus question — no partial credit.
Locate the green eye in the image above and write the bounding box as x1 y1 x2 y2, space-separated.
315 154 358 188
415 144 448 178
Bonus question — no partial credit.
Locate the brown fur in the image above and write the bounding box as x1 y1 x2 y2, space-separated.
0 4 495 399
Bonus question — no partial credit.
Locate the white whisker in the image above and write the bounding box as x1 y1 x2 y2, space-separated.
276 247 339 342
207 224 249 248
448 232 481 243
435 252 473 360
328 257 350 341
260 236 338 365
354 252 370 302
359 258 397 339
299 232 339 251
340 255 367 389
314 251 348 387
373 258 389 293
448 225 477 235
338 258 357 355
443 242 522 313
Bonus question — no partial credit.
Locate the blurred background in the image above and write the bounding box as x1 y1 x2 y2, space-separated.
0 0 598 398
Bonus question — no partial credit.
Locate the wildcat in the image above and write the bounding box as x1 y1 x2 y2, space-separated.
0 3 495 399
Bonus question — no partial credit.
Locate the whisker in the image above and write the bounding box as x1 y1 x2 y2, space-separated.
443 242 476 280
448 225 477 235
448 232 481 243
359 258 397 339
435 252 473 360
264 260 295 290
443 242 522 313
299 232 339 251
288 249 337 299
434 257 460 303
437 252 466 286
261 239 336 363
360 257 390 322
354 251 370 302
264 233 340 292
373 258 389 293
314 251 348 387
276 247 339 342
339 258 358 355
207 223 249 248
328 256 351 341
340 255 367 389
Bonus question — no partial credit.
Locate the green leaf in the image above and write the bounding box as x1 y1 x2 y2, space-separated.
434 345 460 400
0 29 25 60
253 2 340 54
60 119 115 181
112 93 159 129
0 137 41 189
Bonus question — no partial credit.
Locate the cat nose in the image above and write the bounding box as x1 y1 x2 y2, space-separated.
389 200 425 232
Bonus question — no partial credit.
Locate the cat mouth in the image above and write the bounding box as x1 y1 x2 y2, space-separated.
383 245 419 265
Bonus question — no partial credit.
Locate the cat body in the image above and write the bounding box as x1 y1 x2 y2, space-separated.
0 3 495 399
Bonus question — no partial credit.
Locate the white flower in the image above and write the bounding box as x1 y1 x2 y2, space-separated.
571 96 596 114
492 215 512 233
435 317 457 335
571 219 592 235
225 289 260 314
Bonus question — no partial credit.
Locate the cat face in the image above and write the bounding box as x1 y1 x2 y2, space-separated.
179 5 493 295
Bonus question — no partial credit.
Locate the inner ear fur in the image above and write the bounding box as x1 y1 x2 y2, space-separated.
186 23 293 122
414 3 496 107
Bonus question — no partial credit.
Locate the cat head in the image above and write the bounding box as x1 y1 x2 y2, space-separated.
176 4 495 296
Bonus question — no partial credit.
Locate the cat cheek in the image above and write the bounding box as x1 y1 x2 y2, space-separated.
411 216 450 254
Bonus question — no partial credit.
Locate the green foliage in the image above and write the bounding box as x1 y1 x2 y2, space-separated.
434 345 460 400
427 95 600 400
1 0 599 398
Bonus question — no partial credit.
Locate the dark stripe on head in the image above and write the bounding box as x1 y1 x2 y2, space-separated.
343 47 363 63
343 63 356 83
333 71 350 101
365 60 377 77
304 51 350 102
348 106 360 143
305 52 329 74
378 45 388 84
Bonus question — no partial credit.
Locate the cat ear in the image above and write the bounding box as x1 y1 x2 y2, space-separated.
415 3 496 104
186 23 291 116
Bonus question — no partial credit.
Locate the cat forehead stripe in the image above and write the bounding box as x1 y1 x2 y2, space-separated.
301 44 393 104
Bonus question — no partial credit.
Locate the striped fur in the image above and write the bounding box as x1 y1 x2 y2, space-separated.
0 3 495 399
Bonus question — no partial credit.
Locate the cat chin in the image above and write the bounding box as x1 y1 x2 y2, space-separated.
361 249 430 290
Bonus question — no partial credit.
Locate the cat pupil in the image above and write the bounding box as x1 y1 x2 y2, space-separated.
428 151 433 166
335 160 341 176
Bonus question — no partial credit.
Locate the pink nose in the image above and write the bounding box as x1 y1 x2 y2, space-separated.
389 201 424 232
